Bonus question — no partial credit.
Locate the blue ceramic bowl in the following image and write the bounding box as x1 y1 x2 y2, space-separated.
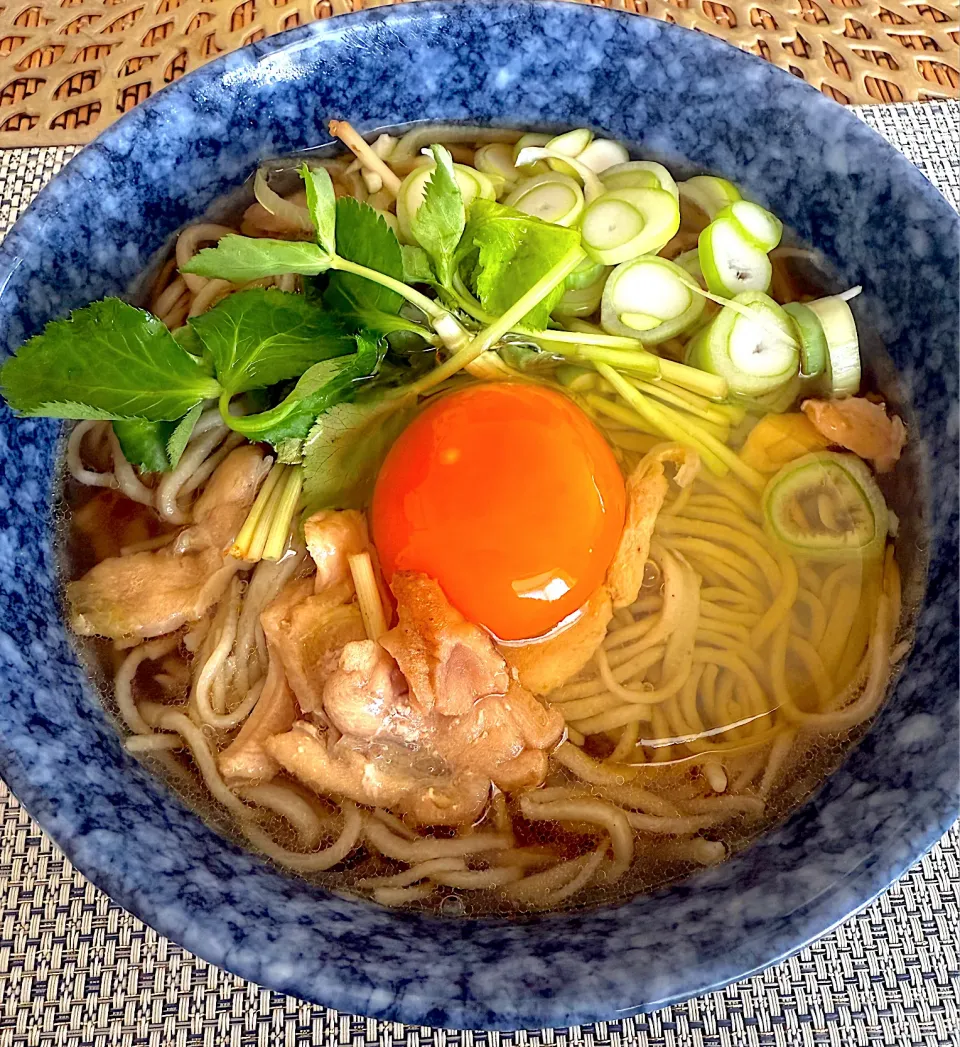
0 0 956 1029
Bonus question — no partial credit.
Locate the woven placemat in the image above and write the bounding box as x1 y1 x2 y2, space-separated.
1 0 959 148
1 100 959 1046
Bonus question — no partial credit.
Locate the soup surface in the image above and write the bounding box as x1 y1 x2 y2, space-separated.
14 122 919 915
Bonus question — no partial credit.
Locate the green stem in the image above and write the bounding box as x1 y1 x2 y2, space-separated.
410 246 587 398
450 273 495 323
263 466 303 561
332 257 443 321
527 328 643 349
658 358 729 401
230 461 288 561
599 363 765 489
332 256 469 352
543 340 662 379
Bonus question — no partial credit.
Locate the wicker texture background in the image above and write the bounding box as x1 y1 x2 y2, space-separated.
0 0 958 147
0 99 959 1045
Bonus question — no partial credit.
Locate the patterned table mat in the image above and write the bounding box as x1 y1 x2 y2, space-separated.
2 0 958 149
0 100 958 1047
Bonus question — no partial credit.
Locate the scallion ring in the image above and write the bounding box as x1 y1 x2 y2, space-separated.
805 294 862 398
600 256 705 344
783 301 827 379
504 172 585 227
580 187 680 265
685 291 799 397
678 175 742 220
698 215 773 297
600 160 679 200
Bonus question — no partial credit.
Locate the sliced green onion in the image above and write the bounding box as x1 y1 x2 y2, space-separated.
600 256 705 344
762 451 887 561
512 133 552 175
699 216 773 297
565 256 607 290
396 162 493 243
580 187 680 265
544 128 594 177
805 295 861 397
456 166 498 202
716 200 783 253
474 143 521 191
673 248 705 284
505 172 585 227
515 147 605 203
601 161 679 200
686 291 799 397
577 139 630 173
737 374 804 415
678 175 742 220
553 259 610 318
783 302 827 379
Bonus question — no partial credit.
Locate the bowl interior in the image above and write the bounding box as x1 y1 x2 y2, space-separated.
0 1 956 1030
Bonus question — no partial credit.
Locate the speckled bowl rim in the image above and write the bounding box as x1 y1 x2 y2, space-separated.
0 0 957 1030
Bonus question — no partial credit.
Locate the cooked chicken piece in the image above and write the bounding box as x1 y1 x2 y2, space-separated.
490 749 549 792
322 640 424 744
67 448 266 640
266 722 489 826
69 550 239 640
606 443 699 609
260 578 366 714
304 509 370 592
380 572 509 716
218 655 297 785
498 679 565 750
72 489 163 564
436 682 562 791
180 445 269 554
801 397 906 473
500 587 614 695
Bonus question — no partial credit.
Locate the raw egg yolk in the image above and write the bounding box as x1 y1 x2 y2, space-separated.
371 382 626 642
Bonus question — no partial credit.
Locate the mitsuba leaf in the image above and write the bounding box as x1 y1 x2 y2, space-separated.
187 288 353 397
410 145 465 288
460 200 581 330
302 396 415 512
182 235 330 283
401 244 436 284
323 197 405 321
113 401 203 473
166 403 204 469
0 298 221 421
112 419 177 472
224 330 385 446
300 163 337 254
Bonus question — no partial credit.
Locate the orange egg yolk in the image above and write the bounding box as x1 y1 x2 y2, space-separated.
371 382 626 642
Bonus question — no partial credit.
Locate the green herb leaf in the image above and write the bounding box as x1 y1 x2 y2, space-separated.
167 403 203 469
182 235 330 283
224 330 385 446
113 419 176 472
410 145 465 288
188 288 354 397
300 163 337 254
401 244 436 284
462 200 581 330
303 395 415 512
323 197 405 319
0 298 221 421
